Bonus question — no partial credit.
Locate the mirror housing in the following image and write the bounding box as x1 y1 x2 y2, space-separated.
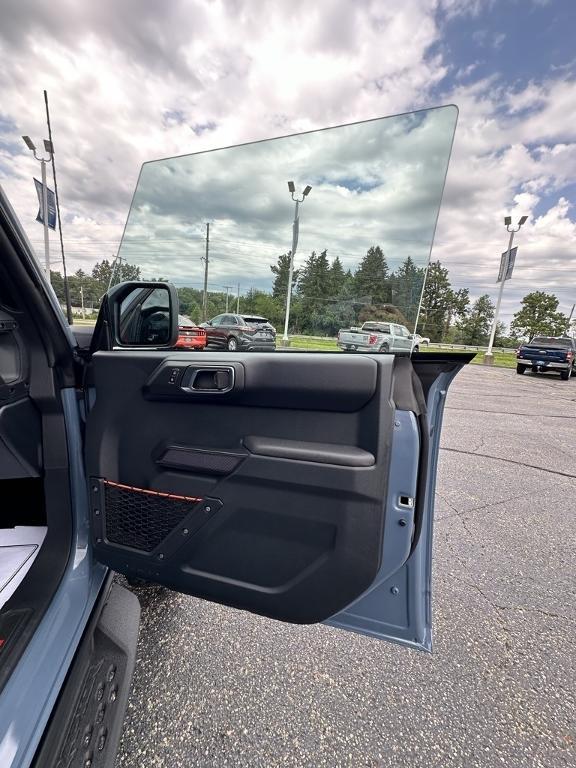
90 281 179 352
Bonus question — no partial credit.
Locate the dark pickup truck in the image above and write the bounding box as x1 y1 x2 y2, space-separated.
516 336 576 380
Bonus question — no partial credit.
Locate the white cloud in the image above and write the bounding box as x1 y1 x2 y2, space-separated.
0 0 574 325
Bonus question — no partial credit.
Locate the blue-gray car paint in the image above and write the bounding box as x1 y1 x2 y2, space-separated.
0 389 107 768
326 370 458 651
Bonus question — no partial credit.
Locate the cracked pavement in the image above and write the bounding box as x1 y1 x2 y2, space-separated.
116 365 576 768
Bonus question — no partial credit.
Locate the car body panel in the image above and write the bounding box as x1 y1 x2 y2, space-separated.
0 389 107 768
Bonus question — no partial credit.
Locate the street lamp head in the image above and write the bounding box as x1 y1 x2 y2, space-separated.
518 215 528 226
287 181 295 194
303 185 312 197
22 135 36 152
43 139 54 154
504 216 512 226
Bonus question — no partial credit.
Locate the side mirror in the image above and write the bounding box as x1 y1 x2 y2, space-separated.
91 281 179 352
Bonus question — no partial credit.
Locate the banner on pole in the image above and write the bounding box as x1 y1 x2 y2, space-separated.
497 246 517 282
34 178 57 230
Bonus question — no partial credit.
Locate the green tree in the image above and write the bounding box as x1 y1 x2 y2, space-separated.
296 250 332 332
455 294 494 345
510 291 569 340
270 252 299 299
329 256 347 296
418 261 468 341
50 271 65 303
358 304 408 325
92 258 141 295
177 287 203 322
389 256 426 325
240 289 284 326
353 246 390 305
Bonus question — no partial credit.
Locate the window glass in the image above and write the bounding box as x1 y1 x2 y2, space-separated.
243 317 268 326
117 106 457 355
530 337 571 348
141 288 170 311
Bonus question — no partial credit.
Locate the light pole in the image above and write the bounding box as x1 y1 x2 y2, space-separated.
22 135 53 284
282 181 312 344
484 215 528 365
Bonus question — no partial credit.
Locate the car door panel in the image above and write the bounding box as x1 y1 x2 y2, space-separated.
87 350 394 621
86 350 469 647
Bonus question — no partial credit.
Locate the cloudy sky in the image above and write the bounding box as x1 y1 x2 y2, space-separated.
0 0 574 325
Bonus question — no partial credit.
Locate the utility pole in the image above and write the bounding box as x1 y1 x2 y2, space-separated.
282 181 312 344
223 285 234 312
202 223 210 321
236 283 240 313
568 303 575 338
485 215 528 365
40 157 50 283
44 90 73 325
22 135 53 284
107 254 123 293
80 284 85 319
413 263 429 341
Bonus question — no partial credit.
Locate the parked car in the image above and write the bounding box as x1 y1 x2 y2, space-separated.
337 321 417 353
516 336 576 380
174 314 207 350
203 313 276 351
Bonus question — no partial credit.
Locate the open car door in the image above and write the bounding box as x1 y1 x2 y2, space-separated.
85 106 464 651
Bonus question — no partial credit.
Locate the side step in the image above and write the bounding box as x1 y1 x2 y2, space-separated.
33 580 140 768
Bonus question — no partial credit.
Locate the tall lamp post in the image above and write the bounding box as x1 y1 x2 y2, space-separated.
484 215 528 365
282 181 312 344
22 135 53 284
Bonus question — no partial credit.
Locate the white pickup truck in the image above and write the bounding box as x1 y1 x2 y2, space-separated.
337 321 418 353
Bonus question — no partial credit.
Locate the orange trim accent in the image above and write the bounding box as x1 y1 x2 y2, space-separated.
102 479 202 503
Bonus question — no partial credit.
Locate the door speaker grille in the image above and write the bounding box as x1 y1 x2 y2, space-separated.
102 480 202 552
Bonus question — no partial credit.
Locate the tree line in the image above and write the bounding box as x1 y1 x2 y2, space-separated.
49 249 573 344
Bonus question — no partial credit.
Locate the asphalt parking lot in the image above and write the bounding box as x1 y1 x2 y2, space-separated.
116 365 576 768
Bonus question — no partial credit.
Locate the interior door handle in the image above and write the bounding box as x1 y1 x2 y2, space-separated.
188 367 235 392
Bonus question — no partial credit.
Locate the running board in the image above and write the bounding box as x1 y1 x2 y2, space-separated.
32 580 140 768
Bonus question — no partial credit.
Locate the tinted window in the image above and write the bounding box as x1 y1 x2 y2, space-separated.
142 288 170 311
242 317 268 326
531 337 572 348
116 106 458 357
363 323 390 333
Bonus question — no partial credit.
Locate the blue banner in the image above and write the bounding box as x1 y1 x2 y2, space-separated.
34 177 57 230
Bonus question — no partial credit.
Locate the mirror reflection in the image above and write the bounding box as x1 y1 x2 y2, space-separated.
119 286 172 346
